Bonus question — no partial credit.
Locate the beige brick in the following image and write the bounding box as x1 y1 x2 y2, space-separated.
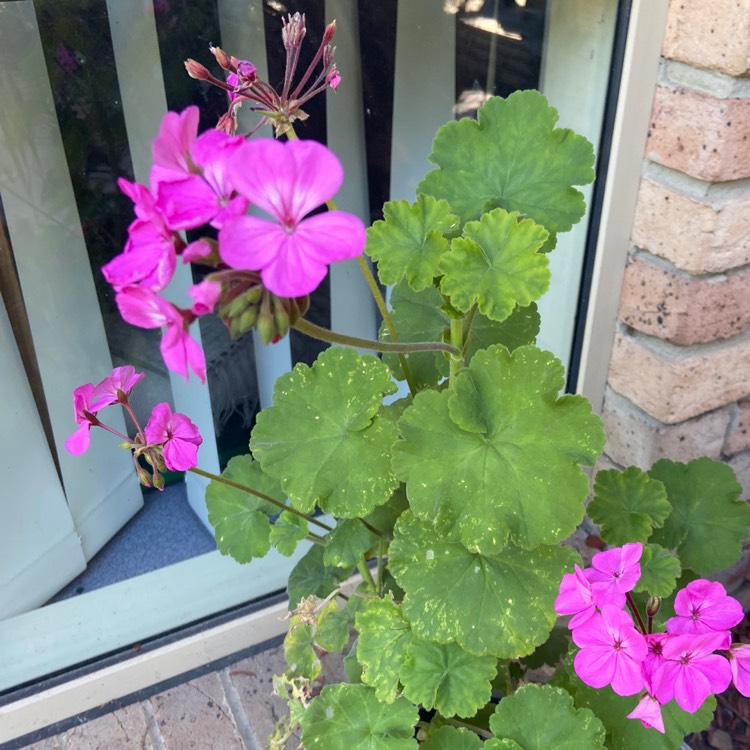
20 738 66 750
149 672 244 749
664 0 750 76
631 179 750 274
607 332 750 423
63 705 153 749
725 400 750 454
618 254 750 344
646 86 750 181
602 388 730 469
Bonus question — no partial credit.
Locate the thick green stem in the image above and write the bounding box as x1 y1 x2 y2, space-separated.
357 559 377 592
449 317 464 385
442 718 493 740
189 467 333 532
293 317 460 356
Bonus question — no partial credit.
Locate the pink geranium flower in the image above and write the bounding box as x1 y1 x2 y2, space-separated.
219 138 366 297
150 106 200 185
144 403 202 471
572 605 648 696
666 580 743 640
586 542 643 608
555 564 596 629
627 694 665 733
92 365 145 406
189 280 222 316
651 632 732 713
729 644 750 698
65 383 111 455
116 287 206 383
641 632 670 693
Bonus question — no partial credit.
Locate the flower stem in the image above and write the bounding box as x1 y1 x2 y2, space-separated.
442 718 493 741
358 516 387 539
449 317 464 385
357 559 377 592
293 316 460 356
626 592 647 635
188 466 333 532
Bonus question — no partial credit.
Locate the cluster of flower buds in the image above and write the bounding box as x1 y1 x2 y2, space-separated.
555 543 749 733
185 13 339 137
65 366 202 488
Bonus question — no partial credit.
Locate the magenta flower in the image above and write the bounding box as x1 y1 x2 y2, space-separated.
651 632 732 713
150 106 200 186
189 279 221 316
555 564 596 629
666 580 743 640
641 632 670 693
219 138 366 297
572 605 648 696
729 644 750 698
586 542 643 608
92 365 145 406
144 403 202 472
627 694 665 733
116 287 206 383
65 383 111 455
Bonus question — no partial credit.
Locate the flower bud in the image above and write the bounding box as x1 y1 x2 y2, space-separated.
152 470 166 491
256 307 276 345
282 12 306 49
237 59 257 83
646 596 661 618
322 19 337 45
184 58 211 80
272 297 291 339
136 464 152 488
209 44 233 71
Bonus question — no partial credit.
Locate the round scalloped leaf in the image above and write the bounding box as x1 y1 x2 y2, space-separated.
421 725 483 750
250 347 399 518
392 345 604 552
484 741 524 750
389 511 577 657
269 510 308 556
287 543 353 609
418 91 595 232
355 595 413 703
324 518 379 569
439 209 549 322
300 684 418 750
381 281 539 388
399 637 497 718
634 543 682 597
648 457 750 575
205 454 286 563
489 684 606 750
366 195 460 290
588 467 672 547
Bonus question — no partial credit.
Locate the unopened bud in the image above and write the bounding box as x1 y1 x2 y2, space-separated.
152 471 166 491
282 12 306 49
209 45 233 71
272 299 290 339
136 465 152 488
185 59 211 80
646 596 661 618
256 310 275 345
237 306 259 333
237 59 257 83
322 19 337 45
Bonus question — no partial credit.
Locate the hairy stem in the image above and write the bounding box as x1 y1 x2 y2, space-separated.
626 592 647 635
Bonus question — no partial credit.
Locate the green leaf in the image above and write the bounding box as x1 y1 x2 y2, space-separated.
439 209 549 322
366 195 460 290
287 544 352 609
489 684 606 750
649 457 750 575
355 595 413 703
205 455 286 563
484 740 524 750
588 467 673 547
418 91 595 232
250 347 399 518
325 518 379 569
389 511 577 657
392 345 604 552
284 613 321 680
381 281 539 388
635 543 682 597
399 638 497 718
316 598 351 653
421 725 483 750
300 684 418 750
269 510 308 556
344 638 364 683
520 626 572 670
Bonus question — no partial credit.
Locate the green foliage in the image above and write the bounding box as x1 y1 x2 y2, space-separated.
649 457 750 575
635 543 682 598
287 544 352 609
420 725 483 750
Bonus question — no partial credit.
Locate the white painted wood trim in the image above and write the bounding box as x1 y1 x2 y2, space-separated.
574 0 670 410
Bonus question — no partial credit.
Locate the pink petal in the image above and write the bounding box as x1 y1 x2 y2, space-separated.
182 239 213 263
162 438 200 471
627 695 665 733
144 402 172 444
219 215 284 270
610 651 647 696
189 280 221 316
151 107 199 177
156 176 222 229
65 423 92 455
574 646 616 689
730 645 750 697
293 211 366 264
93 366 144 405
116 287 171 328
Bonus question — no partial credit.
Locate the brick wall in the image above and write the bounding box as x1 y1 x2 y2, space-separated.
602 0 750 493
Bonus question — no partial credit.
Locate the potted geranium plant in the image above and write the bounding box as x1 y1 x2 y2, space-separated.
67 13 750 750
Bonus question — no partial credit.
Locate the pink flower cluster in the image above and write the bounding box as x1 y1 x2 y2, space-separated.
555 543 748 733
65 366 202 486
105 106 365 381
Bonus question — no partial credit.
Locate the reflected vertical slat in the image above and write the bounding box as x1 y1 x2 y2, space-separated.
0 0 143 560
106 0 220 526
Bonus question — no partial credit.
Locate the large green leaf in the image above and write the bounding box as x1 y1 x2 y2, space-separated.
634 543 682 598
315 598 351 653
439 209 549 322
399 638 497 718
250 347 399 518
418 91 595 232
366 195 460 290
205 455 286 563
381 281 539 388
325 518 379 569
392 345 604 552
389 511 577 657
355 595 413 703
588 467 672 547
421 725 483 749
299 684 418 750
648 458 750 575
489 684 606 750
287 543 353 608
